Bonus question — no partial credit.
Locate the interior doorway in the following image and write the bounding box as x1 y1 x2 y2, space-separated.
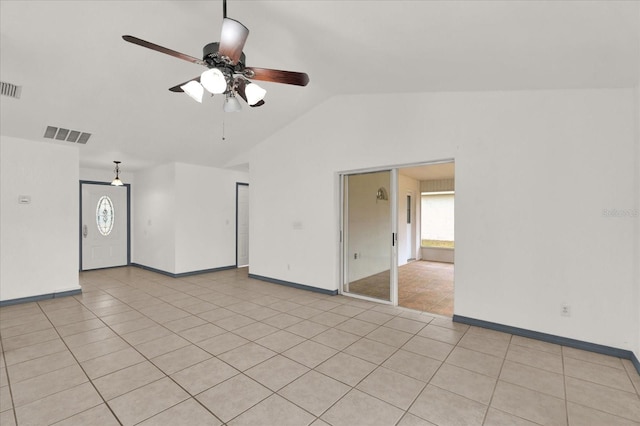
236 183 250 267
397 162 455 316
80 181 130 271
339 161 455 316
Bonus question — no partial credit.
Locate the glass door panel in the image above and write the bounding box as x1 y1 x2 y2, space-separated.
343 171 392 301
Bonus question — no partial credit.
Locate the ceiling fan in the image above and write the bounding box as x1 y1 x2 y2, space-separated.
122 0 309 112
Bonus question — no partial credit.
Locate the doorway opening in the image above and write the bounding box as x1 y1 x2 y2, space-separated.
79 181 131 271
398 162 454 316
339 161 454 316
236 182 249 267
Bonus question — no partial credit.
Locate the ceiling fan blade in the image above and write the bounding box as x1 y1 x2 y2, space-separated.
218 18 249 65
168 76 201 93
122 35 206 66
244 67 309 86
236 80 265 107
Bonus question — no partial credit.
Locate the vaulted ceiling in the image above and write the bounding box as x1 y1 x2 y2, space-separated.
1 1 638 172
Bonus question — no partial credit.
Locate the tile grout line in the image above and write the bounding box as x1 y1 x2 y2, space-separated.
169 274 348 424
77 270 358 424
185 295 415 423
403 323 480 425
218 373 313 425
74 279 232 425
31 301 122 426
0 338 19 426
238 311 374 422
560 347 640 424
8 266 637 425
562 346 571 426
307 315 438 425
478 332 510 425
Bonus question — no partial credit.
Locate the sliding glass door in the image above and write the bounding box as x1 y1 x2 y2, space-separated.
342 170 397 303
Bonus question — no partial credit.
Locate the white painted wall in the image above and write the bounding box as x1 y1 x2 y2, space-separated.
132 163 176 273
398 173 421 265
421 247 454 264
132 162 248 274
249 88 638 353
0 136 80 301
174 163 248 274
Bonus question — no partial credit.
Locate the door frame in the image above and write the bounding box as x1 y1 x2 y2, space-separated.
79 180 131 271
338 159 454 307
235 182 249 267
339 168 398 306
406 189 417 262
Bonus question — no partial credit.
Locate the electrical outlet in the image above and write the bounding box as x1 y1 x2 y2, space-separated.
354 253 358 260
561 304 571 317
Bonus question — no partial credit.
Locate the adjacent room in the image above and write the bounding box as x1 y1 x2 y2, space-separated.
342 163 456 317
399 163 455 316
1 1 639 425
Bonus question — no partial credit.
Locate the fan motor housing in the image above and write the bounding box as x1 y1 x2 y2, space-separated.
203 42 246 70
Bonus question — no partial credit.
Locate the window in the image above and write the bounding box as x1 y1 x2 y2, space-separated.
421 191 454 248
96 195 114 236
407 195 411 224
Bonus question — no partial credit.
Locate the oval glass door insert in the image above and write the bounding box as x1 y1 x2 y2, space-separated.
96 195 115 236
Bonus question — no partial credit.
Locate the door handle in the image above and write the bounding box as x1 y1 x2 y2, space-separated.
82 225 88 238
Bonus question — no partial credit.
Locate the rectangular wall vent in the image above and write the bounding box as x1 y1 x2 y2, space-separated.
55 128 69 141
1 81 22 99
43 126 92 144
44 126 57 138
66 130 81 143
77 132 91 144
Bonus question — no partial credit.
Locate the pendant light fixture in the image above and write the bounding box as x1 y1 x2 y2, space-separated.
111 161 124 186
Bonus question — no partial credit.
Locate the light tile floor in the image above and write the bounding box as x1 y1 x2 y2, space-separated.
1 266 639 426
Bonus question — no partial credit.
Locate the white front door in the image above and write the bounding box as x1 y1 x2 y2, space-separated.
81 183 128 270
237 184 249 267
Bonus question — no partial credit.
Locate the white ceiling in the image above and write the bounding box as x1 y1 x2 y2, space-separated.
1 1 638 172
400 162 454 181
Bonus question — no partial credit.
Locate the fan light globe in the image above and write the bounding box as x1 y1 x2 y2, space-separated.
180 81 204 103
201 68 227 94
223 94 242 112
245 82 266 106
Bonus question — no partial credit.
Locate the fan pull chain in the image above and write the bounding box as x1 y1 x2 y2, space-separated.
222 117 226 141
